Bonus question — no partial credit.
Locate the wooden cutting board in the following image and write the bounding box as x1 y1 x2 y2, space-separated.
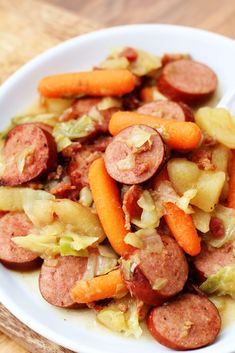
0 0 100 351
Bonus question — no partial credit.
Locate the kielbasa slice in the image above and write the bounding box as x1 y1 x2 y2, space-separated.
121 235 188 305
147 293 221 350
0 123 57 186
104 124 165 184
137 101 194 121
39 256 88 308
193 242 234 281
158 59 217 104
0 212 40 270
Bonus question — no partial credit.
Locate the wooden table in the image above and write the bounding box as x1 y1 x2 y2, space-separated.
1 0 235 351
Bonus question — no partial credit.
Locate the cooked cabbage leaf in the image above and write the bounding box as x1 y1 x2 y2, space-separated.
99 47 161 77
126 126 154 149
0 113 58 140
13 221 98 258
200 265 235 298
132 190 161 228
96 297 142 338
53 115 96 151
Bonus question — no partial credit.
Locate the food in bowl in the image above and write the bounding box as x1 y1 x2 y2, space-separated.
0 46 234 350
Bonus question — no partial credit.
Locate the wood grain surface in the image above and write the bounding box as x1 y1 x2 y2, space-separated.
49 0 235 39
1 0 235 352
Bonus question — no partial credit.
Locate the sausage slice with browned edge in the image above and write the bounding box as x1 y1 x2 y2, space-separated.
158 59 217 104
147 293 221 350
121 235 188 305
0 123 57 186
39 256 88 308
194 242 235 282
137 101 194 121
104 124 165 184
0 212 40 270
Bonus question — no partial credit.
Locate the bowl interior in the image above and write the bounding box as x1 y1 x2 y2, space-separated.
0 24 235 353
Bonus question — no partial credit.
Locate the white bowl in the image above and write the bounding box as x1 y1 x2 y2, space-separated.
0 24 235 353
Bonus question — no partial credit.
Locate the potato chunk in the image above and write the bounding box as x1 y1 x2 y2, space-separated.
167 158 225 212
167 158 200 194
195 107 235 148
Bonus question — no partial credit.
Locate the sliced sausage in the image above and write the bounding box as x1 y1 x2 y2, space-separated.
123 265 164 306
68 136 112 189
137 100 194 121
0 212 40 270
104 124 165 184
193 242 234 281
158 59 217 104
121 235 188 305
0 123 57 186
147 293 221 350
39 256 88 308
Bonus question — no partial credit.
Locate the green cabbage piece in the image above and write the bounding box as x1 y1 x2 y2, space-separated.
132 190 162 228
131 49 161 76
96 298 142 338
0 113 57 139
97 97 121 110
13 223 98 258
200 265 235 298
99 47 161 77
53 115 96 151
126 126 153 149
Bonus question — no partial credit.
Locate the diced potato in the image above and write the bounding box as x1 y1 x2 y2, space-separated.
191 171 225 212
167 159 225 212
192 207 211 233
0 187 54 211
43 98 74 115
167 158 200 194
212 144 231 201
212 144 231 173
195 107 235 148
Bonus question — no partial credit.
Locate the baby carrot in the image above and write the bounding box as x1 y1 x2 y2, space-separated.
152 165 169 190
109 111 202 150
140 87 155 102
71 269 128 303
164 202 201 256
38 70 136 98
228 150 235 208
88 157 132 256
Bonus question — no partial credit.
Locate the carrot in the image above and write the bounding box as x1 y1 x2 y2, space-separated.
152 165 169 190
164 202 201 256
109 111 202 150
88 157 132 256
71 269 127 303
140 87 155 102
228 150 235 208
38 69 136 98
